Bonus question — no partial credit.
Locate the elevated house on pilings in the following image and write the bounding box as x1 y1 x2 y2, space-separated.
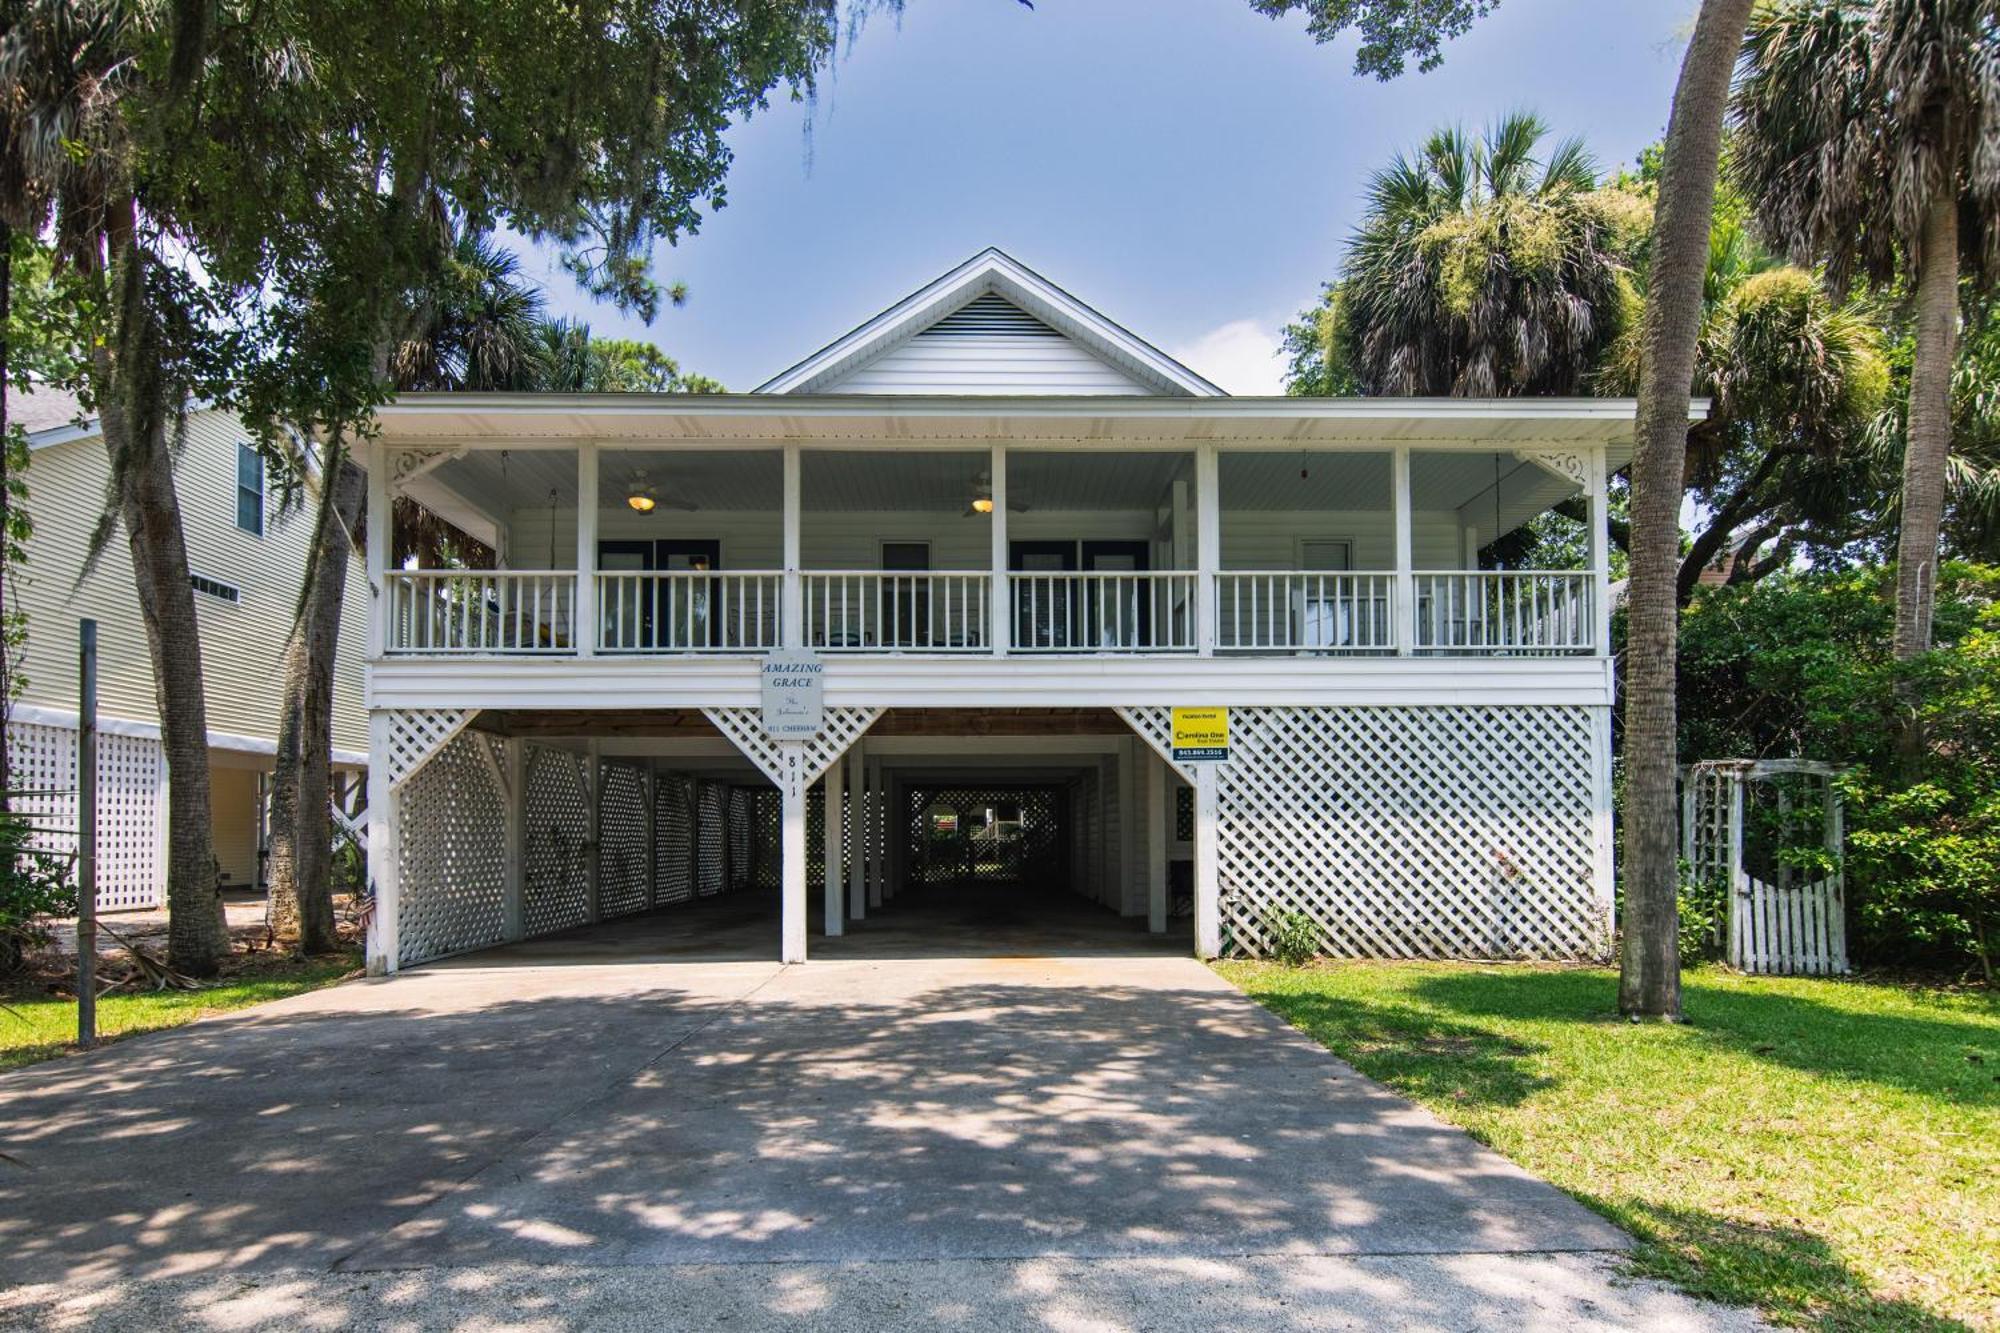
366 248 1686 973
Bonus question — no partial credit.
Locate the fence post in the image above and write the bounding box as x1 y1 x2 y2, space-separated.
76 619 97 1048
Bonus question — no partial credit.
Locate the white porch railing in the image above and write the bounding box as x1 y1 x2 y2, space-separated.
1215 572 1396 653
386 570 575 654
1010 572 1197 653
803 572 991 652
597 571 783 653
1413 572 1595 655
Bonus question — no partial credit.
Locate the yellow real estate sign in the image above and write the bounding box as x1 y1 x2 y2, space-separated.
1170 706 1230 762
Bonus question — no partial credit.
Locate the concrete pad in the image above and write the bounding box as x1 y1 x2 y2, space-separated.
0 893 1756 1328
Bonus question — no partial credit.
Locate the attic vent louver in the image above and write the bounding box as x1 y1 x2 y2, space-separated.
923 293 1059 338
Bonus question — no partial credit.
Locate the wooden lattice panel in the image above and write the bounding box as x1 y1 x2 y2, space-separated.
1211 705 1603 960
655 773 696 906
697 782 726 897
598 761 651 918
386 708 476 789
523 744 589 937
1115 707 1196 782
6 722 165 910
397 729 509 965
701 707 881 797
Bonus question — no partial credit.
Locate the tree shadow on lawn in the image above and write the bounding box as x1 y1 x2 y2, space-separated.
1602 1200 1975 1333
1237 969 1986 1332
1407 968 2000 1108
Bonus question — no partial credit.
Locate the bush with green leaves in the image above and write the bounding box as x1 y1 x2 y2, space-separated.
0 809 75 973
1678 564 2000 976
1264 908 1322 966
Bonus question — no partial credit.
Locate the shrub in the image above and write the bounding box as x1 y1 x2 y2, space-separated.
1264 908 1321 966
0 807 76 973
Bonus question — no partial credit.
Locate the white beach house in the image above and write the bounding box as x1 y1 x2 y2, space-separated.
365 249 1669 973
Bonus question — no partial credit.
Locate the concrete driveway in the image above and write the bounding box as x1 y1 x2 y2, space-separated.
0 898 1760 1330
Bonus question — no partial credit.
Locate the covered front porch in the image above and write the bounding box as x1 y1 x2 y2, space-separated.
368 397 1619 663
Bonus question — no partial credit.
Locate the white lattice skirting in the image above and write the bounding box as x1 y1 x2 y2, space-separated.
1213 705 1606 961
6 720 165 910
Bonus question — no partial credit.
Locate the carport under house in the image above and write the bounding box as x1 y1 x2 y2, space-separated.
365 249 1651 972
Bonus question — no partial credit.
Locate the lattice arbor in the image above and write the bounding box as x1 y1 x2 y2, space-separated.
6 721 164 909
1121 703 1608 961
1685 760 1848 975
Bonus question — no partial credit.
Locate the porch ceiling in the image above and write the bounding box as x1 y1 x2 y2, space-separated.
375 393 1700 467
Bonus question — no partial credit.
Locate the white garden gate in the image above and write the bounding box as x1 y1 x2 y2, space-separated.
1683 759 1848 976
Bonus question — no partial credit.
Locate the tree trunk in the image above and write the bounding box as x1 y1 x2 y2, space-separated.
1619 0 1754 1021
1894 192 1959 662
93 232 228 976
267 455 364 953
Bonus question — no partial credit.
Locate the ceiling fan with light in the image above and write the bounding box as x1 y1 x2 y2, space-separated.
624 468 698 514
963 469 1029 519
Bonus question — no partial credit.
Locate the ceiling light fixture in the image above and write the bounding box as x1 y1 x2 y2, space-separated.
971 495 995 514
627 491 657 513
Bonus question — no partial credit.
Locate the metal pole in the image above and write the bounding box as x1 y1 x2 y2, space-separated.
77 619 97 1049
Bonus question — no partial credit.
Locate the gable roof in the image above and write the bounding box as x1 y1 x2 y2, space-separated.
755 247 1225 397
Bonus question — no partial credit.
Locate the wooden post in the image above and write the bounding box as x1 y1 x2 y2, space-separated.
780 749 807 963
1392 446 1415 655
365 711 399 974
366 444 390 659
1192 764 1220 959
1195 445 1219 657
584 742 602 923
782 443 803 650
1587 444 1612 655
823 757 845 936
866 755 883 909
846 742 866 921
76 619 97 1048
989 444 1009 656
503 739 525 941
575 444 599 657
1118 738 1138 916
1147 749 1168 934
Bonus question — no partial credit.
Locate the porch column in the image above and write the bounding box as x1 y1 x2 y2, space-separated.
1147 749 1168 934
1097 756 1116 907
866 755 884 909
1193 764 1221 959
1392 446 1415 655
782 443 804 649
584 741 602 923
823 757 845 936
1587 444 1612 655
364 711 400 975
366 442 390 659
1195 444 1219 657
846 741 866 921
576 444 599 657
989 444 1009 656
781 749 808 963
1118 737 1138 916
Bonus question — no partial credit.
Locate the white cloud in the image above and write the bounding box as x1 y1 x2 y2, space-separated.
1167 318 1287 396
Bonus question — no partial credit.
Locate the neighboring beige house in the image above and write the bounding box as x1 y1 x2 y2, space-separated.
6 385 368 909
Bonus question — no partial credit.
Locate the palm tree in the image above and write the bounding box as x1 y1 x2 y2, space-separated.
1732 0 2000 663
390 233 551 392
1621 0 1759 1019
1335 112 1636 396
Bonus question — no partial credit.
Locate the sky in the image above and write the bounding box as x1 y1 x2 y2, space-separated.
525 1 1697 395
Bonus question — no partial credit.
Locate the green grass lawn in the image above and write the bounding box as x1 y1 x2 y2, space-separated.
0 952 359 1073
1217 960 1999 1332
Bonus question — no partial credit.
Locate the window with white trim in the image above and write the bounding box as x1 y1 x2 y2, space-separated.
235 442 264 536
